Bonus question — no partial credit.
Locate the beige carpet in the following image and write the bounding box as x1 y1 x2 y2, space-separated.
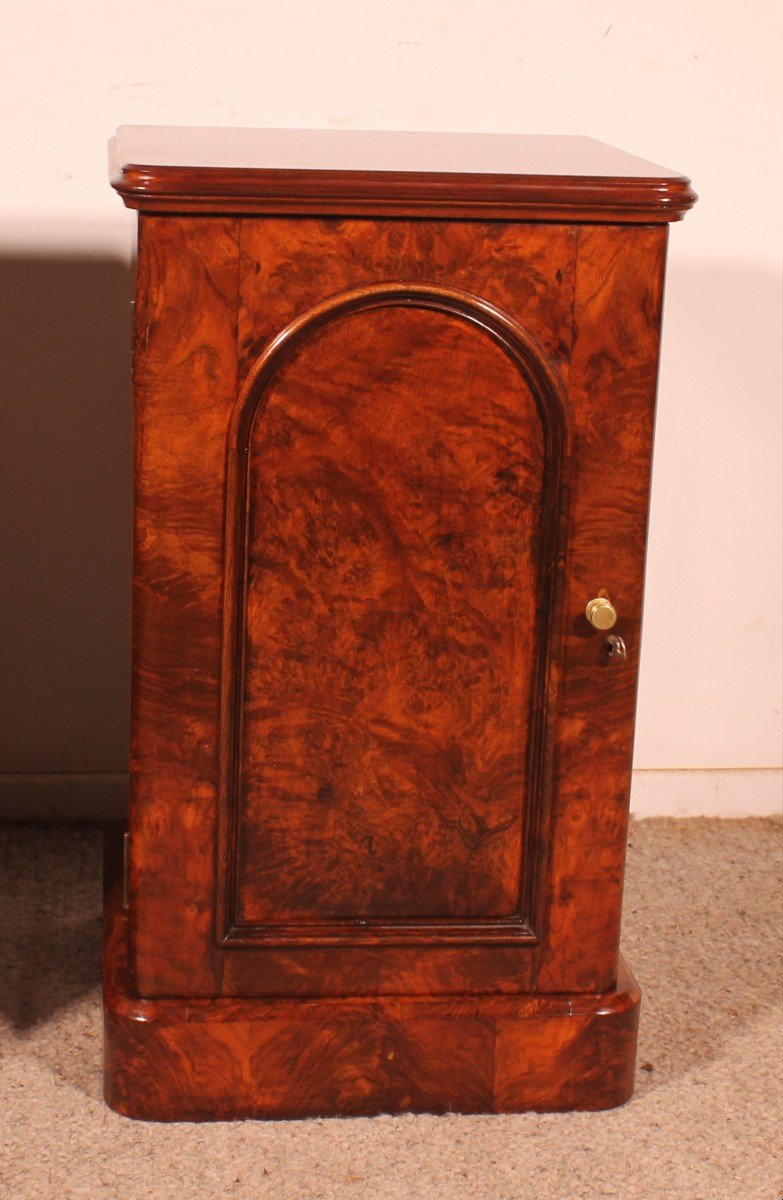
1 818 781 1200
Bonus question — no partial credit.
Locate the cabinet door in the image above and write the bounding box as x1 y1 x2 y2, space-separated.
129 216 665 998
218 281 568 954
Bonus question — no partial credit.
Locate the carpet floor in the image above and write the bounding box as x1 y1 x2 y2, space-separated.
0 817 781 1200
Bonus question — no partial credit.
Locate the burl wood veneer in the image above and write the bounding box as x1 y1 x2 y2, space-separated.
106 127 695 1120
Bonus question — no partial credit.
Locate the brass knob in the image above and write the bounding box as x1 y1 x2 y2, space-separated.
585 596 618 630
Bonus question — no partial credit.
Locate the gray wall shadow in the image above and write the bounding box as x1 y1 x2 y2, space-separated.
0 257 133 816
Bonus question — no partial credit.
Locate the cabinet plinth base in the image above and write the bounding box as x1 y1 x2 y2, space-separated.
104 869 640 1121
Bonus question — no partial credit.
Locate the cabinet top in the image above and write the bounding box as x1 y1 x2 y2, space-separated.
109 126 696 223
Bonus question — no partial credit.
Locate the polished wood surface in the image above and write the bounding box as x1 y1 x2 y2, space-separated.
128 214 664 1002
108 127 694 1118
110 126 696 221
111 126 691 176
225 288 561 945
104 828 640 1120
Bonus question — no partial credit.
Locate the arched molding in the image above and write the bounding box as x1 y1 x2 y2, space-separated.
217 282 572 947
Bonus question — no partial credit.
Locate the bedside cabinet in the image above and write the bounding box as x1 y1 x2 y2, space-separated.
104 126 695 1120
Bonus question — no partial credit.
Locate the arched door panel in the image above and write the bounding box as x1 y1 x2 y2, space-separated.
217 285 569 947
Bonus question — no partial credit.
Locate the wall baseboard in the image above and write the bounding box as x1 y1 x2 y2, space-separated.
0 768 780 822
630 768 782 818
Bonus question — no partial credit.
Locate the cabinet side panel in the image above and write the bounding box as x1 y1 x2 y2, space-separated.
130 215 240 995
533 224 668 992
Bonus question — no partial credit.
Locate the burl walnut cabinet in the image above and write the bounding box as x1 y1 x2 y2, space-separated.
105 127 695 1120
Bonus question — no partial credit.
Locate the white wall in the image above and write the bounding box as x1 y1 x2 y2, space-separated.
1 1 781 813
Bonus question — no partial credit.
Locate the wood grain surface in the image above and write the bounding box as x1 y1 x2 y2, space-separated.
128 217 574 997
217 282 571 948
128 216 668 1006
109 124 695 1117
109 126 696 222
104 829 640 1119
531 223 669 993
101 110 703 1119
238 305 545 924
126 213 668 1000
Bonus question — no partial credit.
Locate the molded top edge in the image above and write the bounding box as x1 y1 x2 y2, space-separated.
109 126 697 222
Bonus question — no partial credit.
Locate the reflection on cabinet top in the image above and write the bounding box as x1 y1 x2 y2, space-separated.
109 126 696 223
